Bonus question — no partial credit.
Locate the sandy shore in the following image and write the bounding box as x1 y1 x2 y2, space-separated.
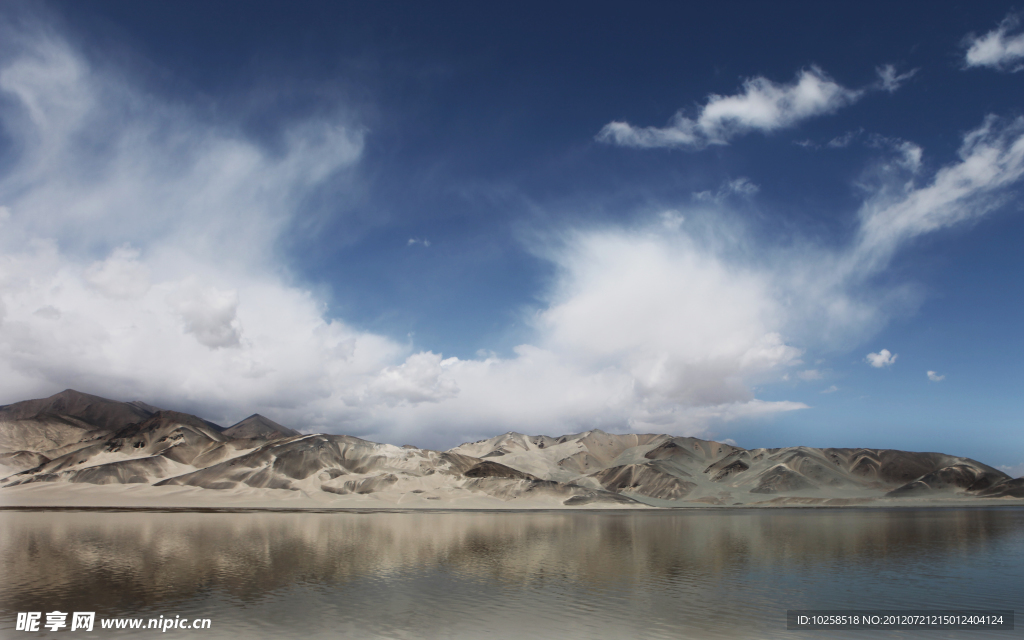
0 483 648 510
2 482 1022 510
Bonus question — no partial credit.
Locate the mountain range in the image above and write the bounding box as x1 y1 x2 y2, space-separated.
1 389 1021 508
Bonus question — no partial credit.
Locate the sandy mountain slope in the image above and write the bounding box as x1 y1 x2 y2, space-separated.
0 389 162 472
451 430 1015 505
156 433 637 506
976 477 1024 498
2 410 252 486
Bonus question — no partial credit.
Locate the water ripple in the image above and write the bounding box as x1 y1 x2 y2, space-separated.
0 508 1021 639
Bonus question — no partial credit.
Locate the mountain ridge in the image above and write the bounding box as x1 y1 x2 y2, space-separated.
1 390 1021 508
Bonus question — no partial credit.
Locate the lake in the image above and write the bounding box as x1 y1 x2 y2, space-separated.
1 507 1021 639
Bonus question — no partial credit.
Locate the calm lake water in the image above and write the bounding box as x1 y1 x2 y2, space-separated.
0 507 1021 639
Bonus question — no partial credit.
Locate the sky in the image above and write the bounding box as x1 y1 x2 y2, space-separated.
0 2 1021 474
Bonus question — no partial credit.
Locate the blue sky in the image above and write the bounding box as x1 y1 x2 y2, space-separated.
0 2 1021 473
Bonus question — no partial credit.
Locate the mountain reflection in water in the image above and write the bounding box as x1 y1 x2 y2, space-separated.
2 508 1022 639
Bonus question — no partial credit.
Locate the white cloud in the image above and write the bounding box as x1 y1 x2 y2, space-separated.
693 177 759 203
407 238 431 247
865 349 897 368
532 228 804 409
797 369 822 381
32 305 60 320
168 281 242 350
365 352 459 406
821 385 838 394
361 222 814 443
827 130 861 148
658 210 685 230
875 64 918 92
0 22 398 425
725 178 760 196
853 115 1024 271
597 67 866 149
964 14 1024 71
84 245 151 299
926 370 945 382
4 17 1024 449
998 463 1024 478
893 140 923 173
0 21 810 445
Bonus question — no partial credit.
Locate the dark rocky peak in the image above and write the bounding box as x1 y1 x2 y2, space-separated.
223 414 301 440
0 389 155 432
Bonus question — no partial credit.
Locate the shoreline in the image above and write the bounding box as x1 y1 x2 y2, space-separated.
3 481 1022 512
3 503 1024 513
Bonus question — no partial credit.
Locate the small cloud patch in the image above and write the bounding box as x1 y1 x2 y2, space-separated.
926 370 945 382
659 210 685 230
692 177 759 203
169 282 242 349
875 64 918 92
964 14 1024 71
85 245 151 299
998 463 1024 478
32 305 61 320
865 349 897 368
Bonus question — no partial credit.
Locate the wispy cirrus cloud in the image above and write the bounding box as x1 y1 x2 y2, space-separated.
827 129 862 149
596 65 907 150
692 177 759 203
964 14 1024 71
852 115 1024 271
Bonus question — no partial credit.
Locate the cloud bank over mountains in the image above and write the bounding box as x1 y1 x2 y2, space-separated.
0 14 1022 448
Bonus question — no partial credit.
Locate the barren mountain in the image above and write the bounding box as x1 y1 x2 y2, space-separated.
0 389 156 429
223 414 301 440
0 390 1020 508
155 433 633 506
3 410 251 485
0 389 159 471
451 431 1013 505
